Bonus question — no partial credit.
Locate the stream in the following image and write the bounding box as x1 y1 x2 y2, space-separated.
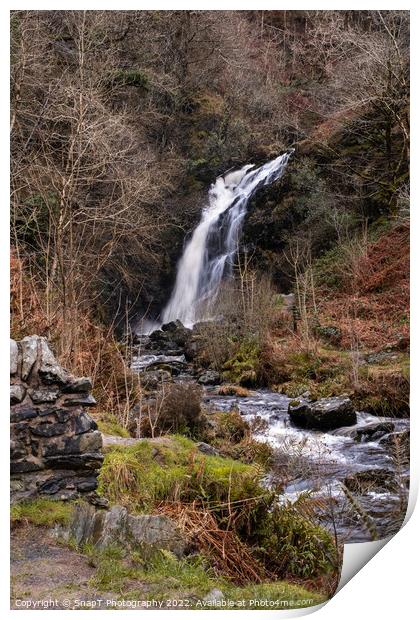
132 338 409 544
204 388 409 543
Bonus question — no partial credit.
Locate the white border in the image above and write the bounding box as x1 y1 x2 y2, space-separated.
1 2 417 618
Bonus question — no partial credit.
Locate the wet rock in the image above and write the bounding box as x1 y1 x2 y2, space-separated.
131 354 186 373
379 430 410 451
161 320 191 347
198 370 221 386
344 469 396 493
354 422 395 442
289 396 356 431
139 369 172 390
146 360 186 376
10 384 26 404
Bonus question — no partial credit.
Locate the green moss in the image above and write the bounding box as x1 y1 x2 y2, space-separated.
97 415 130 438
11 499 74 527
98 435 269 513
223 338 260 386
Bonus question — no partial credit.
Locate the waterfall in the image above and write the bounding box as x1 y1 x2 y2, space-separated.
161 151 293 328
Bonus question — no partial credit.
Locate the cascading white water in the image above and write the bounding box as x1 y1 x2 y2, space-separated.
161 151 293 327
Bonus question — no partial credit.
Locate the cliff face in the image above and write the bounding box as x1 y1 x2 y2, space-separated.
10 336 103 503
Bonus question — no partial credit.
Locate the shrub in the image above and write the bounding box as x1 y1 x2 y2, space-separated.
354 369 409 417
252 504 337 578
140 383 207 438
206 410 273 468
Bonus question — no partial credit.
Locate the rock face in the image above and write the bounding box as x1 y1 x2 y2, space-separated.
65 503 187 558
288 396 357 431
10 336 103 503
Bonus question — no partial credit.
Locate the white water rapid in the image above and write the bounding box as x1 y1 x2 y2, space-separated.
161 151 293 327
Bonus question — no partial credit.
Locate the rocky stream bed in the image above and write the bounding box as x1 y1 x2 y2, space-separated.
131 321 410 545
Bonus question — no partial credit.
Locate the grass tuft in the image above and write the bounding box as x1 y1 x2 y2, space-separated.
11 499 74 528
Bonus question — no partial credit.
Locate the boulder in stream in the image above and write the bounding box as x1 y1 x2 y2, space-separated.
343 469 396 493
288 395 356 431
197 370 221 385
354 421 395 442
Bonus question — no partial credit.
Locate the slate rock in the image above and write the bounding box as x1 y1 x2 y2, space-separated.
11 405 38 423
29 388 59 404
44 452 104 470
62 393 96 407
10 384 26 405
62 377 93 393
74 411 98 434
11 457 44 473
289 396 356 431
31 421 68 437
21 335 39 380
38 337 69 385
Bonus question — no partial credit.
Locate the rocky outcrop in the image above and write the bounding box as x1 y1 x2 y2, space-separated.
10 336 103 503
63 503 187 558
288 395 357 431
